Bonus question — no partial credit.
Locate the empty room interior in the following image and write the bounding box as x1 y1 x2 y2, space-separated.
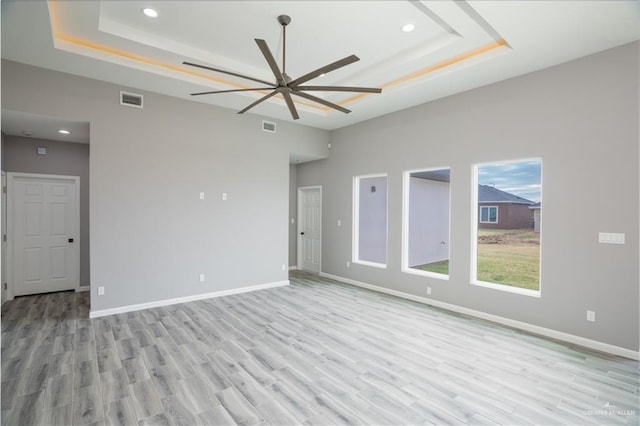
1 1 639 425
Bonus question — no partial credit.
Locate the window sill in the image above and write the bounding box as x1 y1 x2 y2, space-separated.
471 280 541 297
353 260 387 269
402 268 449 281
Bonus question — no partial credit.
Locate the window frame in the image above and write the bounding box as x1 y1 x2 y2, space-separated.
471 159 543 298
352 173 388 269
401 167 451 280
479 206 499 224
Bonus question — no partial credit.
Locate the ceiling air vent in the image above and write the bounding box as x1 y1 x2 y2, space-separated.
120 91 143 108
262 120 276 133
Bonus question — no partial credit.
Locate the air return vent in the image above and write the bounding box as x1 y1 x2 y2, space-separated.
120 91 143 108
262 120 276 133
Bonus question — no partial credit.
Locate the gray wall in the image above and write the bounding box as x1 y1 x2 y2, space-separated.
357 176 388 265
288 164 297 268
3 136 90 287
2 60 329 312
297 42 639 351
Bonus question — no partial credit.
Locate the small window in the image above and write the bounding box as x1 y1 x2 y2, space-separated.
402 168 451 279
353 174 388 268
480 206 498 224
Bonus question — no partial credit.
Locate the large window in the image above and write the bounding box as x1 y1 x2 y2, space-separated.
402 168 451 278
353 174 388 267
472 159 542 295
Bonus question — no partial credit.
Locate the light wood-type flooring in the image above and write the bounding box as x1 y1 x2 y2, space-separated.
1 271 638 425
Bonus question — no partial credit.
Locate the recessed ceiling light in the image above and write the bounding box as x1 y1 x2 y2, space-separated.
142 8 158 18
402 23 416 33
58 129 71 135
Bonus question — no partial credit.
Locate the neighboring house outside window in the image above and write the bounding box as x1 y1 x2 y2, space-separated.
480 206 498 224
477 185 535 229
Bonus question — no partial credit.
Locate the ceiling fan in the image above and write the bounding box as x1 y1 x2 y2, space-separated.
183 14 382 120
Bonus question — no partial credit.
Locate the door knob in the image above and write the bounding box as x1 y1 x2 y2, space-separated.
68 238 74 243
300 232 305 235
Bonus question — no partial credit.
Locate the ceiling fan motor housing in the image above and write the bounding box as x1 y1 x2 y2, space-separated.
278 15 291 26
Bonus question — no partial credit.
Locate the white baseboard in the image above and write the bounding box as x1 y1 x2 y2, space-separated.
76 286 90 292
89 280 289 319
320 272 639 361
288 266 298 271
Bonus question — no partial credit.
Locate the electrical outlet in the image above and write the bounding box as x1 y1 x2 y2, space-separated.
222 193 227 201
346 261 350 268
281 264 286 271
337 219 341 227
199 192 205 200
291 218 295 224
587 310 596 322
199 274 205 282
427 287 432 295
98 286 105 296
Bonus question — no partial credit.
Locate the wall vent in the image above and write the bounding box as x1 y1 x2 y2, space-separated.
262 120 276 133
120 91 144 108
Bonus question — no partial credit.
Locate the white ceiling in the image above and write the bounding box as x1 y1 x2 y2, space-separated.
1 1 638 131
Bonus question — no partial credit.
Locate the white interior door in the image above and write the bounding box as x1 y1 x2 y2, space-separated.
9 173 79 297
298 187 321 274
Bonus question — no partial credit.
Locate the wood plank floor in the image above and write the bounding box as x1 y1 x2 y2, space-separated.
1 271 638 425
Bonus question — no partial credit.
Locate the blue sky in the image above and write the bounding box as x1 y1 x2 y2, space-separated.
478 160 542 202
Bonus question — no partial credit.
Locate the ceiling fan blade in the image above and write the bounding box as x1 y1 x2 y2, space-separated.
183 61 274 86
238 90 278 114
292 91 351 114
296 85 382 94
289 54 360 87
281 91 300 120
191 87 275 96
255 39 286 86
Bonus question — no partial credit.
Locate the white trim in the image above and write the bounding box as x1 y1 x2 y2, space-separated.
479 205 499 224
76 286 90 292
402 267 450 280
297 186 322 274
352 259 387 269
7 173 81 300
471 279 540 297
353 173 388 268
288 266 298 271
90 280 289 318
401 167 451 280
319 272 639 360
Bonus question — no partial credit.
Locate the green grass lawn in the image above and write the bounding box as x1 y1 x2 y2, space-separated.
478 229 540 290
415 260 449 275
412 229 540 291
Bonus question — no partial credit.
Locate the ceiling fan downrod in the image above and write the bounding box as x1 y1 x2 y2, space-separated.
278 15 291 81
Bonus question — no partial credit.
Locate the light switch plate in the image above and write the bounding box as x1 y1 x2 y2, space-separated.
222 193 227 201
599 232 625 244
199 192 205 200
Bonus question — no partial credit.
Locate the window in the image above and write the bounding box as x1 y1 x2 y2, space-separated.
402 168 451 278
472 159 542 295
480 206 498 223
353 174 388 268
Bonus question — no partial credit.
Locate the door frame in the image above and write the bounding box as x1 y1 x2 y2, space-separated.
297 185 322 274
6 172 81 300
